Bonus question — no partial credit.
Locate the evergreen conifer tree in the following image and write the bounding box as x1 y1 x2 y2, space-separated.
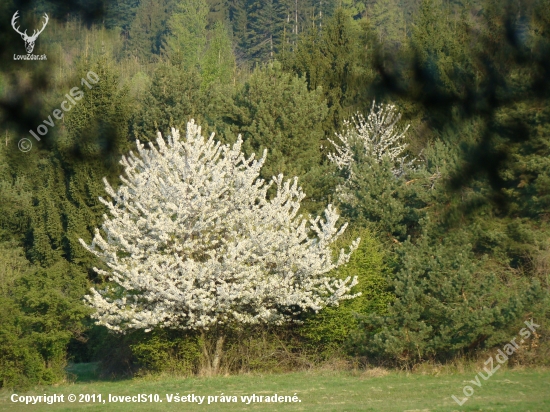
229 62 331 213
163 0 209 68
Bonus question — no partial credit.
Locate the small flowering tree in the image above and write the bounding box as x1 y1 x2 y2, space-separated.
328 101 415 178
80 120 359 375
327 101 423 240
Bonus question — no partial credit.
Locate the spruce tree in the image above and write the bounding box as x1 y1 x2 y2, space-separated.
245 0 286 62
104 0 140 33
370 0 406 50
128 0 173 61
285 8 361 132
131 62 204 142
229 0 249 61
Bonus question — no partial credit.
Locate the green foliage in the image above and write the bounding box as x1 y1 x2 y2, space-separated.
128 0 173 61
339 0 366 19
1 54 132 388
1 0 550 381
284 8 364 131
131 330 201 375
54 58 132 269
245 0 286 62
228 62 331 213
338 155 429 242
0 174 32 242
12 262 90 365
60 58 132 168
358 232 544 366
201 22 236 88
104 0 140 32
299 229 393 353
370 0 407 50
206 0 230 28
200 81 239 142
131 62 204 141
163 0 209 68
330 110 451 243
229 0 249 59
331 98 549 366
82 326 201 377
227 0 336 63
410 0 476 100
0 245 89 388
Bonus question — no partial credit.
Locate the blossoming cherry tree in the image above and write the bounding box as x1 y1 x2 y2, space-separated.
80 120 360 374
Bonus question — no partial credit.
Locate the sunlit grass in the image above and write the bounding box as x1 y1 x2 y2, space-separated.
1 365 549 411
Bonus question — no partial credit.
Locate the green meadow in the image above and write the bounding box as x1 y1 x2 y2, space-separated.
1 364 549 411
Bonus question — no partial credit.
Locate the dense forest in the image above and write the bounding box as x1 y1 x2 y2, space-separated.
0 0 549 388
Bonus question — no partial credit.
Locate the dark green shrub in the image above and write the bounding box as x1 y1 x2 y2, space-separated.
0 246 88 389
131 329 201 376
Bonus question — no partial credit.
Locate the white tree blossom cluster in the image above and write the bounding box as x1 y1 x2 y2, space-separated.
328 101 415 177
80 120 360 332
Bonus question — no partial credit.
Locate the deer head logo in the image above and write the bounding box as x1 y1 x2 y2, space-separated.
11 11 49 54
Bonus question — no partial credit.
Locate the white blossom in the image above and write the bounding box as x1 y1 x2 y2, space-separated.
80 120 360 332
328 101 415 177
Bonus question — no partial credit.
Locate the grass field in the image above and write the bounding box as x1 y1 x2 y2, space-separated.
1 364 549 411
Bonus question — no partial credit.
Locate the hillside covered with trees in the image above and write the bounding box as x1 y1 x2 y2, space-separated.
0 0 548 388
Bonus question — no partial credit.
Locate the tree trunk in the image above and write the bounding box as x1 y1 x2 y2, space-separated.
200 330 225 376
211 333 225 374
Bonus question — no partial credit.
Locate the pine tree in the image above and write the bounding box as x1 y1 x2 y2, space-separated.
360 232 543 365
327 101 429 241
229 62 331 213
206 0 230 28
104 0 140 34
229 0 249 62
0 142 32 243
410 0 475 99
